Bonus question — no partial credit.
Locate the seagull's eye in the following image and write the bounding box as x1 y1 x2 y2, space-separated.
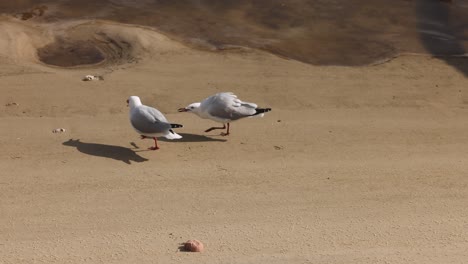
190 107 194 109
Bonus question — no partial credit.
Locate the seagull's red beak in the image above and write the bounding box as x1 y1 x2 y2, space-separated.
178 108 188 112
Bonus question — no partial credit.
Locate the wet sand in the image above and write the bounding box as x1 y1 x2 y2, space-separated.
1 0 467 66
1 2 468 264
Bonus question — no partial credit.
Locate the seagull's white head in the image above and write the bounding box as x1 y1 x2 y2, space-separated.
127 96 142 109
178 102 201 115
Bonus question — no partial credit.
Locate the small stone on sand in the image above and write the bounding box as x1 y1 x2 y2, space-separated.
183 240 204 252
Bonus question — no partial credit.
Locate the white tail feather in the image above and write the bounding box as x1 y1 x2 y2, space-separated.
164 131 182 140
249 113 264 118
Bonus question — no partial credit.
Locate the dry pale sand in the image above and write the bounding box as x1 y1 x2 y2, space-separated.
1 17 468 264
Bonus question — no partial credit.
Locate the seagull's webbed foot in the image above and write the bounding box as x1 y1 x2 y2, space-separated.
148 146 160 150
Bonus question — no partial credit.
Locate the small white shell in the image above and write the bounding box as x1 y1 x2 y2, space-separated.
52 128 66 133
82 75 103 81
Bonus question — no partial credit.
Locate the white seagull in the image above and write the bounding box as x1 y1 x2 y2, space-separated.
127 96 182 150
178 92 271 136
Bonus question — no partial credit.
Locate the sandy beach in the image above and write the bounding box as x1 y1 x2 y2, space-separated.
1 10 468 264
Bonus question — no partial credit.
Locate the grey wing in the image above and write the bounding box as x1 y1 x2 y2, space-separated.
205 92 257 120
144 105 169 123
131 106 171 134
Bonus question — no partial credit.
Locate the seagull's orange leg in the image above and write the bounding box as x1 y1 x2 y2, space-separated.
220 123 230 136
205 124 226 133
141 135 159 150
149 137 160 150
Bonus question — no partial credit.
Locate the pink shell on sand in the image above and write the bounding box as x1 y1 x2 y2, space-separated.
184 240 204 252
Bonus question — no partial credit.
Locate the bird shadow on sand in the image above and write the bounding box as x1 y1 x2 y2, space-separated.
159 133 227 143
63 139 148 164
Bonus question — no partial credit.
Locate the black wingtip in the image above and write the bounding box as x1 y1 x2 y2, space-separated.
253 108 272 115
171 123 183 128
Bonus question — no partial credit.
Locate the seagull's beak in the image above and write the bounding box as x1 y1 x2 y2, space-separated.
178 108 188 112
126 99 129 107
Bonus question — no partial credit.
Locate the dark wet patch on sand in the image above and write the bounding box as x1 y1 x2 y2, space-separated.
15 5 48 20
35 29 138 68
37 38 105 67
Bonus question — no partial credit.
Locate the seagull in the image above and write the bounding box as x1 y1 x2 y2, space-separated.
127 96 182 150
178 92 271 136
